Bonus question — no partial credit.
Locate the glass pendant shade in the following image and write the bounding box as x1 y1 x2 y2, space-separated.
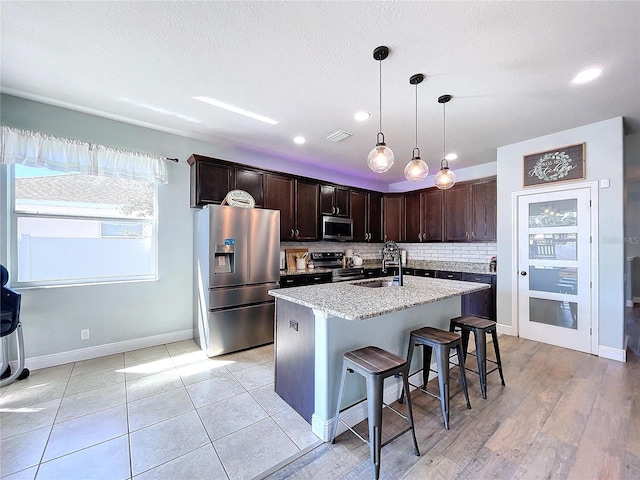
404 149 428 181
434 159 457 189
367 141 394 173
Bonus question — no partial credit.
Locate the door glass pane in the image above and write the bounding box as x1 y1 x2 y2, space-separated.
529 199 577 227
529 266 578 294
529 297 577 329
529 233 577 260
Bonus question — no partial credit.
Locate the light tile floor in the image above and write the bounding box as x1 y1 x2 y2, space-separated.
0 341 320 480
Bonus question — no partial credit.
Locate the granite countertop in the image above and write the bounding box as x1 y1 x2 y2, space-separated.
362 260 495 275
269 275 489 321
280 261 495 277
279 267 333 276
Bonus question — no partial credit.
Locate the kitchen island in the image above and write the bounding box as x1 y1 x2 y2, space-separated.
268 276 489 441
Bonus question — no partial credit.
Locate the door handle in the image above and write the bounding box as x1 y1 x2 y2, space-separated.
520 271 527 276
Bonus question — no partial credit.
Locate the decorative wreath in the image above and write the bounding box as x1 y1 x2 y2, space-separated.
531 151 575 181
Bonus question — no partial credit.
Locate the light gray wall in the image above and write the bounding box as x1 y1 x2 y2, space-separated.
496 117 625 351
0 94 385 361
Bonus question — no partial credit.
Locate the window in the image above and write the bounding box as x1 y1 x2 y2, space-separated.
12 165 157 286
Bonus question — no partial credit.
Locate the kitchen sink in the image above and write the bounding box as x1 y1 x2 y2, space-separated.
353 279 399 288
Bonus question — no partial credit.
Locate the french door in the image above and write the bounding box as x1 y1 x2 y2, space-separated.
517 187 593 353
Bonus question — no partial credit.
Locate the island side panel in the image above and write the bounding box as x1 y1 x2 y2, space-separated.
274 298 315 424
312 296 461 441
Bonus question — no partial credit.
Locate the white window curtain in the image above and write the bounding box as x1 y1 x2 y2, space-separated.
0 126 169 184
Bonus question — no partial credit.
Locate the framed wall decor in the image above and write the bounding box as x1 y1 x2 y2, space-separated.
523 143 585 187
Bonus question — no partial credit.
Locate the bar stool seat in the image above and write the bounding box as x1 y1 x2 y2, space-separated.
330 346 420 480
400 327 471 430
449 315 505 399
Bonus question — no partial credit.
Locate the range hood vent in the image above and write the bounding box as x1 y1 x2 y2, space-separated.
325 129 353 143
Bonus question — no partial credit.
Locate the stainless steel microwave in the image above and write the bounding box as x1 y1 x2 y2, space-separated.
322 216 353 241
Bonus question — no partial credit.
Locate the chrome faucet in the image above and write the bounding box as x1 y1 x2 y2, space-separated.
381 241 403 286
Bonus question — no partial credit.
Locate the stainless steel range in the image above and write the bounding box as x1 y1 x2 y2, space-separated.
310 252 365 282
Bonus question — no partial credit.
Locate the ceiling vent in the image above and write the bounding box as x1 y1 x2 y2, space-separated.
325 129 353 143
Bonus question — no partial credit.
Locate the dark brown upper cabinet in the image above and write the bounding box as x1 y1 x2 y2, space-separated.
404 192 422 243
368 192 383 243
188 154 495 244
294 180 320 240
320 184 350 217
265 174 319 241
444 184 470 242
188 155 233 207
350 189 368 242
444 178 496 242
234 167 264 207
469 178 497 242
265 174 295 240
351 190 383 242
383 195 404 242
404 188 444 243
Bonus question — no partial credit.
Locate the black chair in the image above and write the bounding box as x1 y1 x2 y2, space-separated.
1 265 29 387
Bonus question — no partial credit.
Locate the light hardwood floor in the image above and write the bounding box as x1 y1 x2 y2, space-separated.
265 333 640 480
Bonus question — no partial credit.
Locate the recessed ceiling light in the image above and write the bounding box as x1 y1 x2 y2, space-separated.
354 111 370 122
293 136 306 145
445 153 458 161
193 96 279 125
571 67 602 84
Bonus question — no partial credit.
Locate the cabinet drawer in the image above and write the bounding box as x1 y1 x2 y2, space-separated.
436 271 463 280
414 269 436 278
364 268 382 278
462 273 493 284
280 276 307 288
308 273 331 285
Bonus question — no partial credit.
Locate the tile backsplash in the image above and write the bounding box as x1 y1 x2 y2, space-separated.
280 242 497 264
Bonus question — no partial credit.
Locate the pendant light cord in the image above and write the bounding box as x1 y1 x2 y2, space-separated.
415 82 418 149
379 58 382 134
442 100 447 164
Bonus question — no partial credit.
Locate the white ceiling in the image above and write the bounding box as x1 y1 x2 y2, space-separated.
1 1 639 186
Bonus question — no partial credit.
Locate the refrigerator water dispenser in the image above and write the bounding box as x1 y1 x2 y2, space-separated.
213 245 234 274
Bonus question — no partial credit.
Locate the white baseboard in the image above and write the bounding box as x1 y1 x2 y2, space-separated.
25 329 195 371
598 344 626 363
312 368 438 442
496 324 515 336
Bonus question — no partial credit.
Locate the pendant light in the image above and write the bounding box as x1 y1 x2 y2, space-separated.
404 73 429 182
434 94 457 190
367 46 394 173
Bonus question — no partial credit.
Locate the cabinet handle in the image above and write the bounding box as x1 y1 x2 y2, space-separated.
336 207 340 214
418 233 422 242
291 229 294 237
295 229 300 237
332 206 336 214
447 274 454 278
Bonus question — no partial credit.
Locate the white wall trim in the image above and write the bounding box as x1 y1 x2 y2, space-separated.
598 344 626 362
25 329 195 371
496 324 515 336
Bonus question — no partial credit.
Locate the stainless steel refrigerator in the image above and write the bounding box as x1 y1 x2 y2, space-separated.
195 205 280 357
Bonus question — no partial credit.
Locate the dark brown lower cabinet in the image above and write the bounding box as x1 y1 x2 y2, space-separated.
461 273 496 320
275 300 315 423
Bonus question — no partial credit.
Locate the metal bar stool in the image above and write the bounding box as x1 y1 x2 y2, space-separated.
399 327 471 430
449 315 505 399
330 346 420 480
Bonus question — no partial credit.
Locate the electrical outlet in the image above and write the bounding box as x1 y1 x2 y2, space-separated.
81 329 90 340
